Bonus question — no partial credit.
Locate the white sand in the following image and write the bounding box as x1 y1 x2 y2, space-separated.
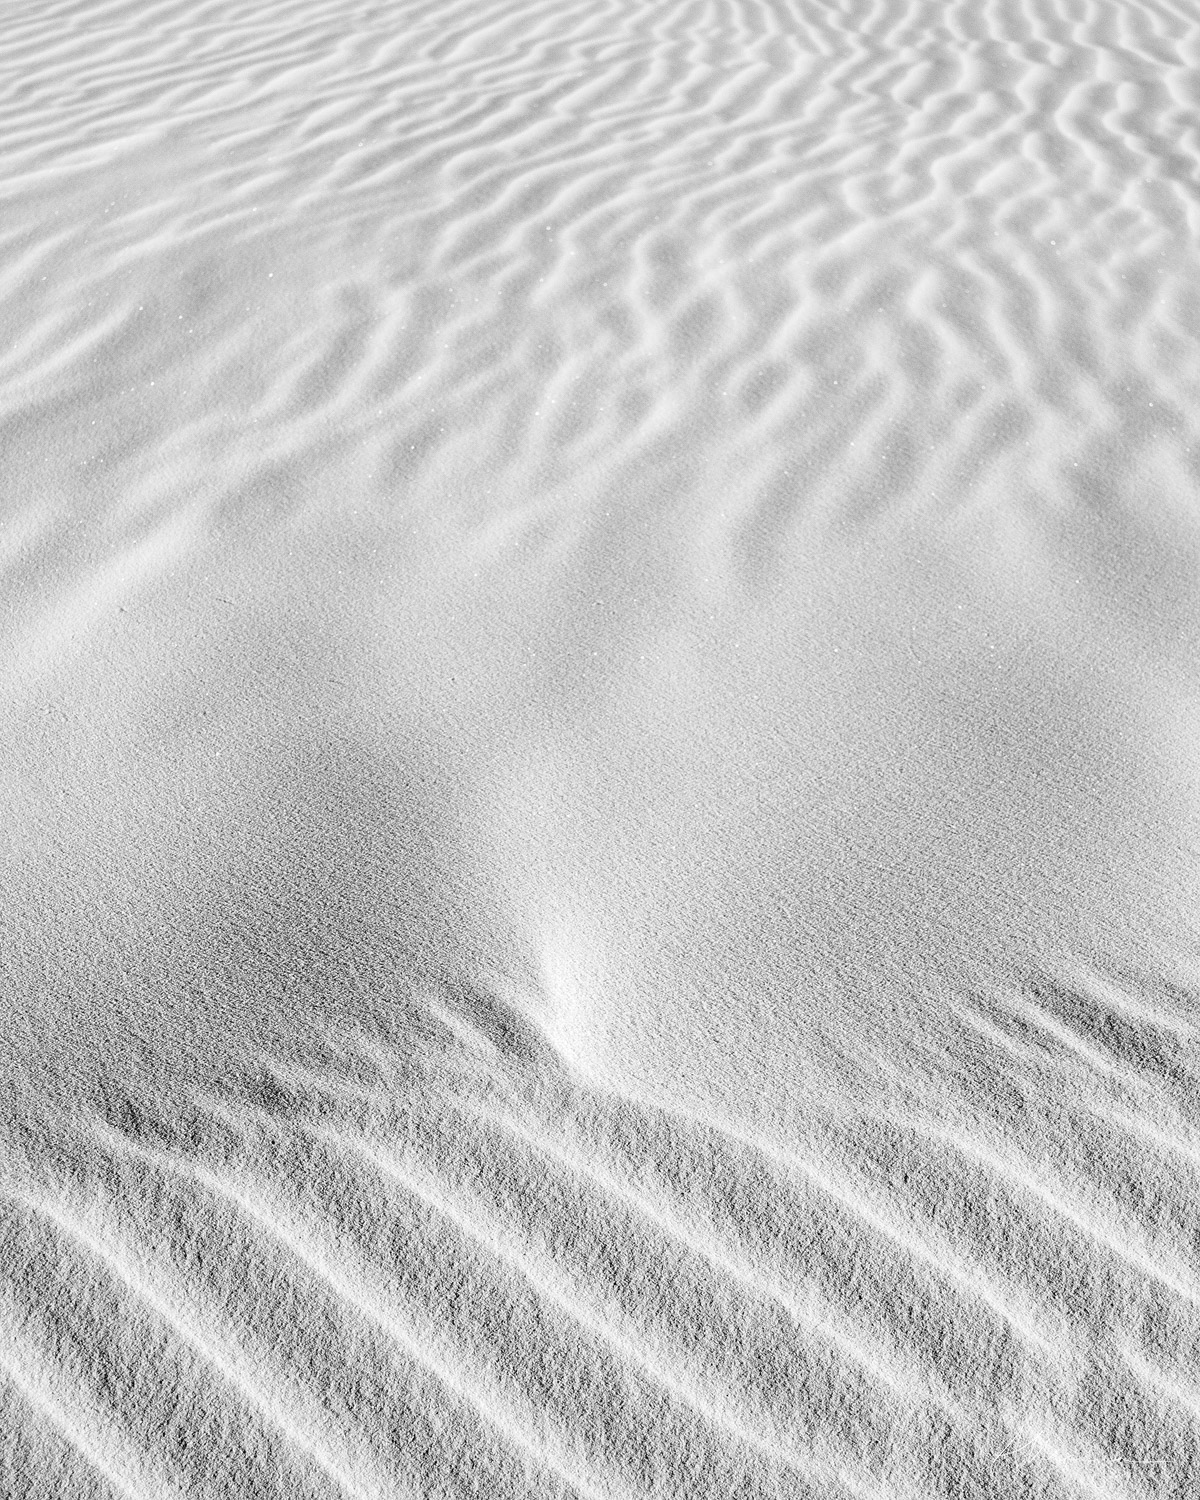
3 0 1200 1494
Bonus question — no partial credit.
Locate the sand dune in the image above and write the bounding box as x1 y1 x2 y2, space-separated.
4 968 1200 1497
4 0 1200 1493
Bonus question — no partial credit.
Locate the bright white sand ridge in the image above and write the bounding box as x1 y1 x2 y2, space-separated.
3 0 1200 1492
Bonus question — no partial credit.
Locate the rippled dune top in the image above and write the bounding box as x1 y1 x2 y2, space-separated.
6 0 1200 552
5 0 1200 1123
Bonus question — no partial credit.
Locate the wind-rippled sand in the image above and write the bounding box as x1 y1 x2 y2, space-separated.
3 0 1200 1495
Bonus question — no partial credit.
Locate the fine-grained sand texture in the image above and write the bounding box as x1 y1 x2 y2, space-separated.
4 0 1200 1494
4 970 1200 1498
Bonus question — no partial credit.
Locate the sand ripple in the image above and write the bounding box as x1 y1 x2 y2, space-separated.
2 967 1199 1498
4 0 1200 1494
4 0 1200 574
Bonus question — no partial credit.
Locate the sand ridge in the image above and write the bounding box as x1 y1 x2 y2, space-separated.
4 964 1200 1497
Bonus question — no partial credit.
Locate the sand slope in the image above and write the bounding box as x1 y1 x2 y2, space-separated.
4 966 1200 1498
4 0 1200 1493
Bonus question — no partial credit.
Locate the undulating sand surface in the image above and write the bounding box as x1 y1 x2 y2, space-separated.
4 0 1200 1494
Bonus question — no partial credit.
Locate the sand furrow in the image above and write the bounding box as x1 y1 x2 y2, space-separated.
88 1122 581 1499
654 1100 1065 1372
0 1316 173 1500
109 1143 613 1500
0 1186 363 1500
0 1194 351 1500
475 1104 923 1401
6 966 1196 1498
0 1375 128 1500
926 1124 1200 1306
349 1130 868 1498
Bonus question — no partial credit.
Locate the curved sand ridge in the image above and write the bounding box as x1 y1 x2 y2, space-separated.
3 0 1200 1494
4 968 1200 1498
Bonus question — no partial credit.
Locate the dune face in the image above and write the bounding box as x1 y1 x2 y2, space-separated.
4 979 1200 1499
4 0 1200 1495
